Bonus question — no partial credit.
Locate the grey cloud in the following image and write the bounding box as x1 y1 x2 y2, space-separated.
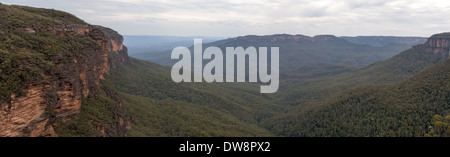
2 0 450 37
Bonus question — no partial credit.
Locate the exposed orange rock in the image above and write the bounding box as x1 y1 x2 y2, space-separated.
126 123 131 130
100 41 109 80
79 70 89 97
119 117 124 126
109 39 124 52
0 24 130 137
55 82 81 121
425 33 450 58
0 84 54 137
51 24 90 36
29 119 54 137
97 125 105 137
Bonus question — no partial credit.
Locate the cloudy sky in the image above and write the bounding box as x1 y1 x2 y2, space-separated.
2 0 450 37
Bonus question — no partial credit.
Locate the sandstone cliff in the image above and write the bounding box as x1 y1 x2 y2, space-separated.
426 33 450 58
0 4 130 137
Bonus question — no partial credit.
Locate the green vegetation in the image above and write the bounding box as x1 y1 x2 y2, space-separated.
425 115 450 137
268 60 450 136
281 63 358 80
276 41 448 112
110 33 450 137
54 75 125 137
0 4 97 102
110 58 277 136
0 4 124 137
2 4 449 137
111 52 448 137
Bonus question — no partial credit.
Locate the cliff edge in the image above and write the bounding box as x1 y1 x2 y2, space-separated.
0 4 130 137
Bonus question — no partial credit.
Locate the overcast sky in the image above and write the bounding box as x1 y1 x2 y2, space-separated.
2 0 450 37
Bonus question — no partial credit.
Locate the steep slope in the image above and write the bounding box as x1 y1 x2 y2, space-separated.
270 59 450 137
281 63 358 80
0 4 129 137
109 58 280 136
278 33 450 108
268 33 450 136
100 32 450 137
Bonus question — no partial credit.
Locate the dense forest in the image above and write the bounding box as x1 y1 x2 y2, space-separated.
268 60 450 136
107 49 449 137
110 58 279 136
425 114 450 137
106 31 450 137
1 4 449 137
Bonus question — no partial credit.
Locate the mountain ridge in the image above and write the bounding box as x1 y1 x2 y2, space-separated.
269 33 450 136
341 36 427 47
136 33 417 71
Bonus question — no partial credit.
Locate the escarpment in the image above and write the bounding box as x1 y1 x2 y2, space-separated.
426 33 450 58
0 4 130 137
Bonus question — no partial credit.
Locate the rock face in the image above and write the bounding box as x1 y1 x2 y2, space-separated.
0 84 55 137
101 27 129 68
0 23 130 137
426 33 450 58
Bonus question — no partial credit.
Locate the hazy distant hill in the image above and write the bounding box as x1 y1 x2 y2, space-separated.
341 36 427 47
274 33 449 114
134 34 416 71
123 35 225 55
269 33 450 136
114 33 450 137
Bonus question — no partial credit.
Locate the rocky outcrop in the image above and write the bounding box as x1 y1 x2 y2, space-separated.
51 24 90 36
0 83 55 137
0 23 130 137
426 33 450 58
100 27 129 68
